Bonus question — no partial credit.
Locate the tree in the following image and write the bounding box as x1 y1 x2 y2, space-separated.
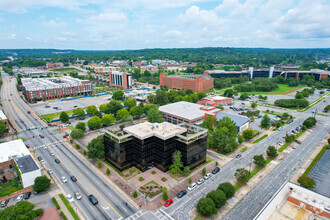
201 115 217 131
295 92 304 99
0 201 39 219
102 114 115 126
251 102 257 109
130 106 144 118
72 108 85 118
33 175 51 192
298 176 316 188
105 100 123 116
75 122 86 131
183 166 190 175
106 168 111 175
124 98 137 110
235 168 250 184
147 107 163 123
116 109 130 121
197 92 207 100
169 151 183 174
162 188 169 201
267 146 278 158
196 198 217 217
112 89 124 100
88 116 102 129
147 94 155 103
261 114 270 128
70 128 84 139
133 191 138 199
253 154 266 168
206 189 227 208
87 135 104 159
238 135 244 144
0 121 7 135
86 105 97 114
99 103 108 112
189 178 192 184
154 91 168 106
240 93 249 100
202 167 206 176
185 89 194 96
60 111 69 123
303 117 316 128
93 110 102 118
224 89 234 97
243 129 254 140
218 182 235 199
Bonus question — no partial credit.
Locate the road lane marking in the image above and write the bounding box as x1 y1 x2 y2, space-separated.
88 183 122 218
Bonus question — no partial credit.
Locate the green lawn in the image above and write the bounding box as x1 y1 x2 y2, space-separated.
302 145 329 177
243 84 305 95
278 144 289 152
41 110 75 121
253 134 268 143
0 178 23 197
59 194 80 220
50 68 79 73
214 88 231 95
241 147 247 152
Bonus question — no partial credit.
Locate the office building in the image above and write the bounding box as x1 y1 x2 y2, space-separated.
104 122 207 172
215 112 250 132
197 95 233 106
0 139 41 187
22 76 92 102
140 65 159 73
46 62 64 69
159 101 220 125
94 66 121 74
109 71 133 90
159 73 214 92
0 110 9 130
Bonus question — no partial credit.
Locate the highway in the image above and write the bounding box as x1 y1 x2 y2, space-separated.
161 99 329 219
0 72 137 220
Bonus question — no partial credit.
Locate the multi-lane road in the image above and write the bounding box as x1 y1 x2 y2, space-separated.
1 72 137 220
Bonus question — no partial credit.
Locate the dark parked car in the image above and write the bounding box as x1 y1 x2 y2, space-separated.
236 154 242 159
212 167 220 174
33 190 38 195
71 176 77 182
39 134 44 138
24 192 31 200
45 105 50 108
37 156 42 161
292 130 297 134
287 120 293 124
177 190 187 198
88 195 98 205
27 111 31 114
295 139 302 144
55 159 61 164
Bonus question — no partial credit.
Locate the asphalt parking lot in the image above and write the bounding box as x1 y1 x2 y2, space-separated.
308 150 330 197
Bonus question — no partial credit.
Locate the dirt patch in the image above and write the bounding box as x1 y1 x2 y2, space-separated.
268 87 300 95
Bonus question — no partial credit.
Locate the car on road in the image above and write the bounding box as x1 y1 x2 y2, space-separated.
24 192 31 200
61 177 68 183
308 129 313 132
45 105 50 108
27 111 31 114
74 106 78 108
48 169 53 174
20 119 24 123
290 145 296 149
1 199 9 208
70 176 77 182
292 130 297 134
16 194 24 202
278 127 282 131
236 154 242 159
37 156 42 161
74 192 82 200
278 141 283 146
197 178 204 185
295 139 302 144
164 199 173 207
177 190 187 198
53 107 58 109
287 120 293 124
39 134 44 138
55 159 60 164
212 167 220 174
40 160 45 165
50 152 55 156
66 194 74 203
188 183 197 191
204 173 212 180
88 195 98 205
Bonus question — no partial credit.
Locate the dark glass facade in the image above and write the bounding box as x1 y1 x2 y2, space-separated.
104 132 207 172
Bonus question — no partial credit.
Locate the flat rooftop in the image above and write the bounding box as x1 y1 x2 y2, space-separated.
159 101 220 121
0 110 7 120
124 122 186 140
0 139 30 163
22 76 91 91
216 112 250 127
165 74 212 80
15 155 39 174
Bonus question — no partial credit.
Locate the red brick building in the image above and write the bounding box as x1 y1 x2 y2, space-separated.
46 62 64 69
140 65 158 73
159 73 214 92
22 76 92 102
109 72 133 90
197 95 232 106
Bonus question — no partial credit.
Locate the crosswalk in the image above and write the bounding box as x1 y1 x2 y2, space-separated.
32 140 64 149
125 209 173 220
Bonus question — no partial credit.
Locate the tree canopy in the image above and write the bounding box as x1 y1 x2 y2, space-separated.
196 197 217 217
102 114 115 126
169 151 183 174
112 90 124 100
235 168 250 184
87 135 104 159
33 175 51 192
70 128 84 139
88 116 102 129
147 107 163 123
60 111 69 123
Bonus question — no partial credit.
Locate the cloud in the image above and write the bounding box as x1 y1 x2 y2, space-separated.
8 34 16 39
89 12 128 23
273 0 330 39
179 5 223 27
42 20 66 28
25 37 32 40
164 30 182 38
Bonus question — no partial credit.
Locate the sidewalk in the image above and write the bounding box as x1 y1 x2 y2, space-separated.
55 195 74 220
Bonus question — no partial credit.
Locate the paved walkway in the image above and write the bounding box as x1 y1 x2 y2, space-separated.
55 195 74 220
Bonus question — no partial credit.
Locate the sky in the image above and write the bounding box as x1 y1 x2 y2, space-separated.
0 0 329 50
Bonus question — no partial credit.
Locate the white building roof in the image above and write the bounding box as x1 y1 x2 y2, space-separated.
0 110 7 120
124 122 186 140
159 101 219 121
0 139 30 163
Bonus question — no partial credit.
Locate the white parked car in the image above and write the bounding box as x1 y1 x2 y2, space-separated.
66 194 74 203
50 152 55 156
204 173 212 180
188 183 197 191
48 169 53 174
61 176 68 183
197 178 204 185
308 129 313 133
40 160 45 165
278 127 282 131
16 194 23 202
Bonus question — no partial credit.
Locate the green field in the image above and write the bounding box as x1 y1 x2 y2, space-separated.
50 68 78 73
243 84 305 95
41 110 74 121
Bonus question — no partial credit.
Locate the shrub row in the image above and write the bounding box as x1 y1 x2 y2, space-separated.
274 99 309 107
